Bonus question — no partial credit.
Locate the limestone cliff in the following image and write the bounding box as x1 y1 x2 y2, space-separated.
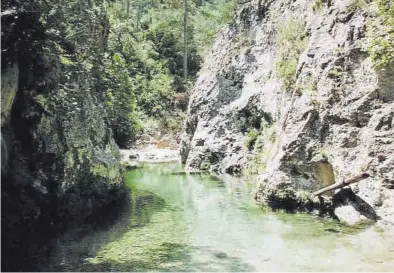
1 0 127 270
181 0 394 225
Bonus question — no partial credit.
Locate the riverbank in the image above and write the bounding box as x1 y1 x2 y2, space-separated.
119 133 181 168
120 145 180 166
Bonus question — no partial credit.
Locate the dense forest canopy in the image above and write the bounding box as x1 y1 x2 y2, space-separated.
102 0 237 147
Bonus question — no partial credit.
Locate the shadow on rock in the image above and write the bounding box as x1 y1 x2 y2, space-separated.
333 187 379 222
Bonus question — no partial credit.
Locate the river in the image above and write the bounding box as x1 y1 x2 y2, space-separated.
43 163 394 271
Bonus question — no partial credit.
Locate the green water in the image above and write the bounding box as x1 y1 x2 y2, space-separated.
45 163 394 271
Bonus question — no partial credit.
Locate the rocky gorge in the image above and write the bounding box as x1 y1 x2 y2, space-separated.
181 0 394 226
1 0 394 271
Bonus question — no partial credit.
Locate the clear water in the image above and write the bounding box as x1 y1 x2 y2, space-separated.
44 163 394 271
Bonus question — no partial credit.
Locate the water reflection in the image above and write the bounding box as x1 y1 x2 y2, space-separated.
44 163 394 271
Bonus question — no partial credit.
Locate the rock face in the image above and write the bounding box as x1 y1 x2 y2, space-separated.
1 0 127 270
181 0 394 225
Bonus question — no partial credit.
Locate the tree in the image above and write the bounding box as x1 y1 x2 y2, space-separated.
183 0 188 80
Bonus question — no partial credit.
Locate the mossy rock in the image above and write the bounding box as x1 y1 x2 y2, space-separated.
261 185 333 215
200 161 211 171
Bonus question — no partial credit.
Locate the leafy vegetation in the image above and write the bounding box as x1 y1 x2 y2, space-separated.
243 124 277 176
244 129 260 151
311 0 324 12
367 0 394 69
275 18 308 92
344 0 367 12
102 0 237 147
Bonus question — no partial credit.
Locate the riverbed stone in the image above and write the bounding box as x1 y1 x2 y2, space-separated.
334 205 369 226
120 145 181 166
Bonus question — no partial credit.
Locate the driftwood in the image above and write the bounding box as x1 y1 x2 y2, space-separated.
170 171 204 176
313 173 370 196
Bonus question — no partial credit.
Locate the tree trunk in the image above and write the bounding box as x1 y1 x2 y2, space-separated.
183 0 188 80
126 0 130 17
312 173 370 196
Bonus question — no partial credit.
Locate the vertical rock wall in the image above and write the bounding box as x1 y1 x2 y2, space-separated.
1 0 127 270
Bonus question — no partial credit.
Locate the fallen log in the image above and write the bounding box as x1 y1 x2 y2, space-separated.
313 173 370 196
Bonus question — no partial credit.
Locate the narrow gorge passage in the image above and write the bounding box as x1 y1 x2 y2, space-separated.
43 163 394 272
3 0 394 271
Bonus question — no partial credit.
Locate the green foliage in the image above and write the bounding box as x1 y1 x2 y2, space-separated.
59 55 74 66
275 18 308 92
276 188 296 200
236 33 253 54
319 146 330 159
312 0 323 12
243 124 277 176
344 0 367 12
267 187 315 212
276 59 298 90
328 66 343 78
101 0 237 146
243 152 267 175
367 0 394 69
191 0 237 57
244 129 260 151
333 46 347 56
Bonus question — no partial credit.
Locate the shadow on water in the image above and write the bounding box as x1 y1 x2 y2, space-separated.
43 177 169 271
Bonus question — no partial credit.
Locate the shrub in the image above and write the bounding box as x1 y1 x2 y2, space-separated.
344 0 368 13
275 18 308 91
312 0 323 12
244 129 260 151
367 0 394 69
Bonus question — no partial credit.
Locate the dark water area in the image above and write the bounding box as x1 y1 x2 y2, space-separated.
42 163 394 271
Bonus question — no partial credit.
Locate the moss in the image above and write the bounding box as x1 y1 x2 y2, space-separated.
77 147 90 161
243 153 267 175
333 46 346 56
91 163 121 181
1 63 19 121
276 59 298 90
312 0 323 12
34 94 47 108
328 66 343 78
296 191 312 204
1 87 17 120
235 32 252 49
59 55 74 66
243 124 277 176
344 0 368 13
266 187 319 212
244 129 260 151
199 161 211 171
319 146 330 158
267 127 276 143
65 151 75 169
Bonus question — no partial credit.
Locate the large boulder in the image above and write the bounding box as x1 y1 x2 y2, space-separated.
181 0 394 225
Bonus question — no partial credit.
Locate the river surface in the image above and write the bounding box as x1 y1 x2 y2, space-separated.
44 163 394 271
